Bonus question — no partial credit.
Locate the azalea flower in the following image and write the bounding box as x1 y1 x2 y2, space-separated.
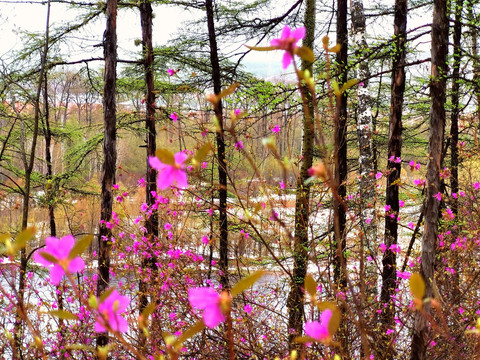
170 112 178 122
95 289 130 333
270 25 306 69
167 68 175 76
271 124 281 133
305 309 332 342
188 287 226 328
235 141 244 150
149 152 188 190
34 235 85 285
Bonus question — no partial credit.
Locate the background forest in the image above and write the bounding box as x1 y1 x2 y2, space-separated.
1 0 480 359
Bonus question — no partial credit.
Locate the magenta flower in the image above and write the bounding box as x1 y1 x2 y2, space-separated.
34 235 85 285
170 112 178 122
188 287 226 328
271 124 281 133
167 68 175 76
149 152 188 190
305 309 332 342
95 289 130 333
235 141 244 150
270 25 306 69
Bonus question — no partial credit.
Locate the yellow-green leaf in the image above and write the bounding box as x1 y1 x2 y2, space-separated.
304 274 317 297
331 80 341 97
217 83 239 101
293 335 316 344
193 143 211 164
99 287 115 303
245 45 277 52
409 273 425 299
65 344 96 352
294 46 314 63
50 310 78 321
141 302 156 319
327 44 341 53
231 270 265 297
317 301 341 336
69 234 93 260
340 79 359 93
174 320 205 350
15 227 35 251
38 251 58 265
155 149 175 166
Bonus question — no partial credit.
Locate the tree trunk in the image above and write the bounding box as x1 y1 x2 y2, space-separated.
139 0 158 348
287 0 315 352
205 0 229 290
15 1 51 357
411 0 448 358
96 0 117 350
334 0 349 356
380 1 407 359
351 0 377 302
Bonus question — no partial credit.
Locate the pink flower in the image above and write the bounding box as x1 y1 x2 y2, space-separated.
386 329 395 336
201 161 208 169
376 172 383 180
149 152 188 190
112 184 119 190
95 289 130 333
409 161 420 171
408 222 415 230
399 200 405 208
188 287 226 328
305 309 332 342
414 178 425 186
244 304 252 314
235 141 244 150
201 235 210 245
170 112 178 122
234 109 241 116
34 235 85 285
279 181 285 190
380 243 387 253
433 192 442 201
271 124 281 133
270 25 306 69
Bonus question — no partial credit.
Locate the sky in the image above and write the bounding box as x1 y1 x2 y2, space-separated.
0 0 285 78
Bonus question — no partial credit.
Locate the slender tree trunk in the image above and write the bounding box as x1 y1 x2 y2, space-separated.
205 0 229 290
469 2 480 116
96 0 117 350
139 0 158 349
15 2 51 357
380 1 407 359
334 0 349 356
287 0 315 351
451 0 462 218
411 0 448 358
351 0 377 301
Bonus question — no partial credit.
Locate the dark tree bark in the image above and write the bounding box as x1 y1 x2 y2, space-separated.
380 1 407 359
450 0 462 218
96 0 117 350
205 0 229 290
334 0 349 356
15 1 51 356
138 0 158 348
287 0 315 351
411 0 448 358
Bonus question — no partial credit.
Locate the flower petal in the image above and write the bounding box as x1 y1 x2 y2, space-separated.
157 168 174 190
68 257 85 273
174 169 188 189
58 235 75 258
174 151 188 166
188 287 220 310
282 52 292 69
292 26 306 42
203 304 225 328
149 156 166 171
50 264 65 285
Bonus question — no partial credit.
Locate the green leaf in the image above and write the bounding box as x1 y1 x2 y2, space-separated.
174 320 205 349
409 273 425 299
155 149 175 166
304 274 317 297
331 81 341 97
50 310 78 321
69 234 93 260
99 287 115 303
294 46 315 63
231 270 265 297
245 45 277 52
317 301 341 336
38 251 59 265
